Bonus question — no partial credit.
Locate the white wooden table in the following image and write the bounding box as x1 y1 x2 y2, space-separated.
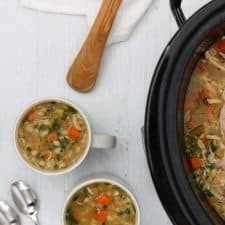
0 1 210 225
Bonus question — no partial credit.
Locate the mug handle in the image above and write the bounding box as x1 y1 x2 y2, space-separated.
91 134 116 149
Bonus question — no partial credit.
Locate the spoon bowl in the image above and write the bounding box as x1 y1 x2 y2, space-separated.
67 0 121 92
11 181 40 225
0 201 20 225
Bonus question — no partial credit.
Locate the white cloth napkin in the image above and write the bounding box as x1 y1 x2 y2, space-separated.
21 0 152 45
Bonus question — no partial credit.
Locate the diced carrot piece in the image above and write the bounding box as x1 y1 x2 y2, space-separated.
27 110 36 122
200 135 208 144
185 100 196 111
205 104 219 115
41 151 53 161
197 64 207 74
96 194 113 206
72 211 81 220
189 158 202 169
207 197 216 206
94 210 107 222
68 127 80 140
219 39 225 51
186 120 197 130
199 89 209 102
48 132 57 141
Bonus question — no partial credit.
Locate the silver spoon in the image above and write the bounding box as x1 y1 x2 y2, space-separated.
0 201 20 225
11 181 40 225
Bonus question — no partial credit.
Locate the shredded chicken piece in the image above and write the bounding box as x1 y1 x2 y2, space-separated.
219 52 225 59
208 48 217 56
209 170 225 202
222 90 225 101
205 50 225 72
72 114 81 130
208 152 217 164
219 154 225 170
220 142 225 149
220 105 225 138
207 98 222 104
206 135 221 140
197 139 205 149
87 187 95 195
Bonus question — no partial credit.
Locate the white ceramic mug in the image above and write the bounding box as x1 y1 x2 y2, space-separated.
14 98 116 175
62 177 141 225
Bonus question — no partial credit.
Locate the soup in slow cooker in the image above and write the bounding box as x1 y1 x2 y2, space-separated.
17 101 88 171
65 182 137 225
184 37 225 219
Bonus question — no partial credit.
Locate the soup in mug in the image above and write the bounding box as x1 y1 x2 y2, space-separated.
17 101 88 171
65 182 137 225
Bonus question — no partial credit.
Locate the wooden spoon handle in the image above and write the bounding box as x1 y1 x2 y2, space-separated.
67 0 122 93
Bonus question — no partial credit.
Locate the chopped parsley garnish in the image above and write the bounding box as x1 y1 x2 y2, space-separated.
51 119 60 133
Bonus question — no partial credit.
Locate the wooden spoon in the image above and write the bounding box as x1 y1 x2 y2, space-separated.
67 0 122 93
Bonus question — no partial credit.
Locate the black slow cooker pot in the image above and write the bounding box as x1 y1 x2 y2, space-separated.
144 0 225 225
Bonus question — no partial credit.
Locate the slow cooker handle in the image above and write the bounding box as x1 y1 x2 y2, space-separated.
170 0 186 27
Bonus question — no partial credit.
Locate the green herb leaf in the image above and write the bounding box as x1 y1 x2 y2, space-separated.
185 134 200 156
33 124 40 129
65 207 78 225
208 163 215 170
59 137 70 149
39 124 49 131
46 103 54 113
62 106 77 120
51 119 60 133
118 207 132 215
210 140 218 152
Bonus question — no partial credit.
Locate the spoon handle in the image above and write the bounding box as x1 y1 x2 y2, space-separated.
34 221 40 225
67 0 122 92
30 213 40 225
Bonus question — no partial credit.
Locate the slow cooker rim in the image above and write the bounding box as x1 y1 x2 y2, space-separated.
145 0 225 225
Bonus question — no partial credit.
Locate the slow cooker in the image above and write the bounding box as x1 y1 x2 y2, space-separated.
144 0 225 224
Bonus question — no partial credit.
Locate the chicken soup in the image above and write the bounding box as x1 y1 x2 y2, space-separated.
65 182 137 225
17 101 89 171
185 37 225 219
